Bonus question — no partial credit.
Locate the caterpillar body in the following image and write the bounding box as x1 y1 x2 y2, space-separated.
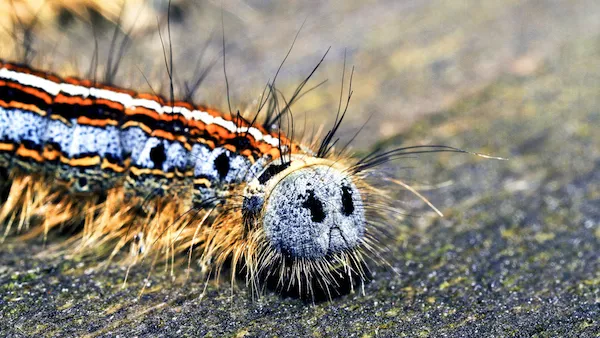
0 1 503 301
0 57 385 299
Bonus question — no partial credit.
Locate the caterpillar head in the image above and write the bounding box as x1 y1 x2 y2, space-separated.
243 156 366 259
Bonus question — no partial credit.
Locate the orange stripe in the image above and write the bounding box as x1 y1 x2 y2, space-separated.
193 178 211 187
122 120 152 134
205 124 232 140
101 158 127 173
54 95 85 105
0 100 46 116
125 106 160 120
42 147 62 161
0 142 15 152
95 98 125 111
151 129 190 145
60 155 101 167
16 144 44 162
77 116 119 127
191 138 215 149
42 146 128 173
49 113 71 126
54 95 125 112
150 129 176 141
129 166 175 178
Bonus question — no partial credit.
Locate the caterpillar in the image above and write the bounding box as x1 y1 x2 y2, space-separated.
0 1 500 300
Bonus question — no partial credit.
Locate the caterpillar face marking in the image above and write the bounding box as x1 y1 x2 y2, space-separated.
244 157 365 259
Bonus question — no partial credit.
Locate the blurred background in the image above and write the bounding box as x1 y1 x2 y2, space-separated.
4 0 599 145
1 0 599 336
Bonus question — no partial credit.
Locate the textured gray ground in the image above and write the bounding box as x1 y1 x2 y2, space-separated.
1 0 599 337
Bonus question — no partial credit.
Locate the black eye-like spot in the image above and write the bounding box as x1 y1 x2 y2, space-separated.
214 152 230 180
341 185 355 216
150 143 166 169
78 177 88 188
302 189 326 223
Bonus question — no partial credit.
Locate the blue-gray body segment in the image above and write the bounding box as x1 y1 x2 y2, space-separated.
0 107 47 146
67 124 123 160
43 118 73 155
0 105 268 200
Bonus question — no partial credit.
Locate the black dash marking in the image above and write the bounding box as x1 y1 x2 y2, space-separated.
341 186 354 216
78 176 88 188
258 162 290 184
150 143 166 169
214 152 230 180
302 189 326 223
